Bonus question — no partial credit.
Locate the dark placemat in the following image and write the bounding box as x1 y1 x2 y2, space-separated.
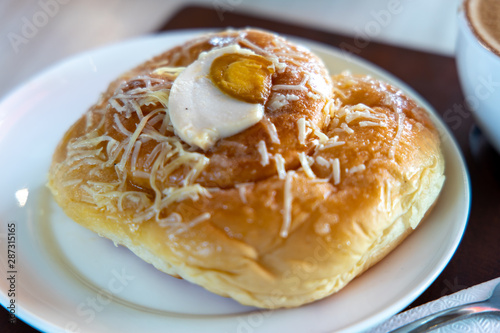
3 5 500 333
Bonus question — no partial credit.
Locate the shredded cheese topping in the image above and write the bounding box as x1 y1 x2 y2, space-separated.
307 120 329 144
315 156 330 168
268 93 289 112
317 136 345 150
339 123 354 134
274 153 286 180
169 212 211 236
297 118 307 145
272 75 309 92
153 66 186 76
55 33 356 240
359 120 387 127
257 140 270 166
298 152 316 179
53 71 212 228
331 158 341 185
262 117 280 144
349 164 366 173
235 183 251 204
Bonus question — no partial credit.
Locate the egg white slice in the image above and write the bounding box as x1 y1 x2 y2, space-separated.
168 45 265 150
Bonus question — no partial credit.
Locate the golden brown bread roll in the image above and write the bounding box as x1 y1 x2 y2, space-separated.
47 29 445 309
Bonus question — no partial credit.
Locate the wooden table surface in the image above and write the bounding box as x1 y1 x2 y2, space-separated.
3 5 500 333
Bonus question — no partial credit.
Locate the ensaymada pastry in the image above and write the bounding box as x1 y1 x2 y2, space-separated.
48 29 445 309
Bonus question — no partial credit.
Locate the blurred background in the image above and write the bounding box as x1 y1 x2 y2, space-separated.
1 0 461 100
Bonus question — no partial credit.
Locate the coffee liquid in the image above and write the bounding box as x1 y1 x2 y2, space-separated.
466 0 500 55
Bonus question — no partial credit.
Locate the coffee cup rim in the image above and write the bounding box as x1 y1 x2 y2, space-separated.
463 0 500 58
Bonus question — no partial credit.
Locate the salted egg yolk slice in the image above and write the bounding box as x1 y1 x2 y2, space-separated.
168 45 274 150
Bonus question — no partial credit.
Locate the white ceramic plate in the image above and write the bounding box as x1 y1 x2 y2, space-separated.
0 30 470 333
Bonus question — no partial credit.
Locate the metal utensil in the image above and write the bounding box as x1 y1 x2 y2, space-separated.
389 281 500 332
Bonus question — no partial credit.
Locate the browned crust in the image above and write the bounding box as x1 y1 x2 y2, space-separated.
48 29 445 308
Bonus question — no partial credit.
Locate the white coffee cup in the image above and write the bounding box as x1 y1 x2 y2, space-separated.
456 0 500 153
